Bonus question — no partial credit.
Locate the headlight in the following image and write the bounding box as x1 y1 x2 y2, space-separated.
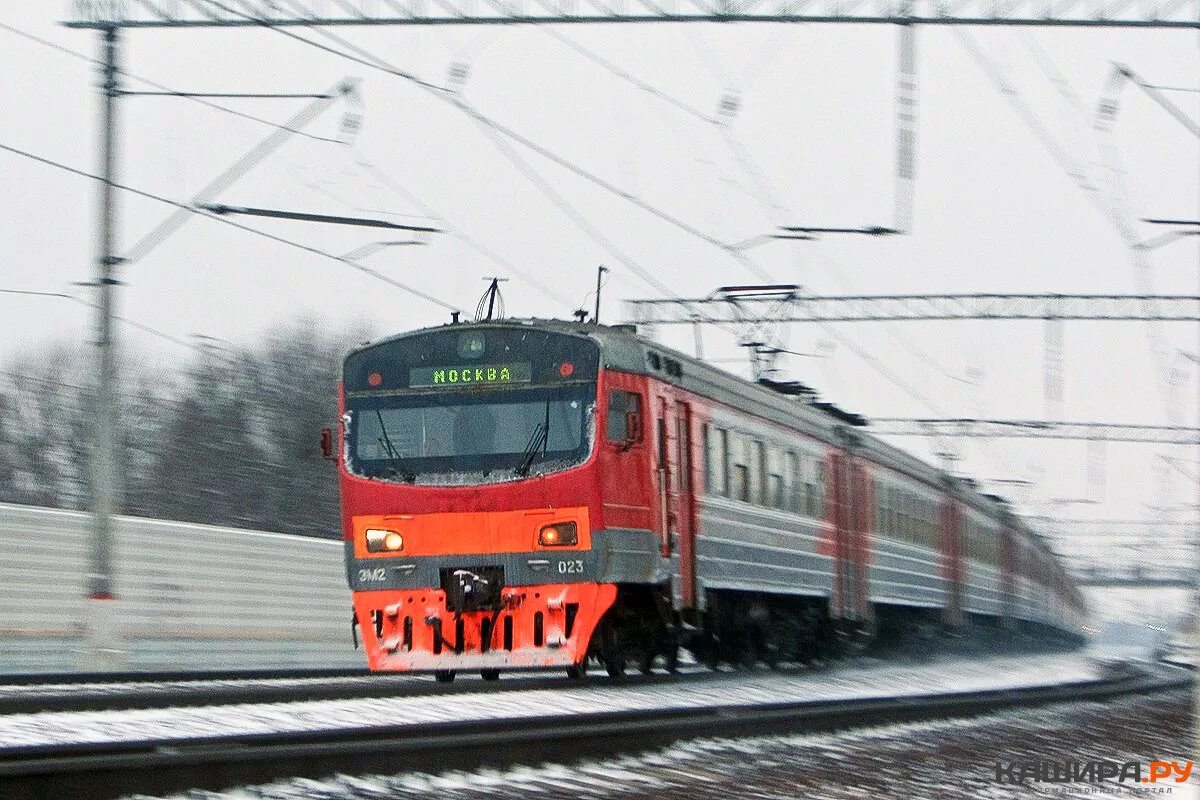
366 528 404 552
538 521 578 546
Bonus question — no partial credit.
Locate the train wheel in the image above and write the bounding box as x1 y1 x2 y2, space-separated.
664 643 680 673
601 620 626 678
566 664 587 679
480 669 500 681
434 670 455 683
637 651 655 675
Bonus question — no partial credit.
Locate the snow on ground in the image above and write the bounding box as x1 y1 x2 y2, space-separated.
139 686 1198 800
0 653 1100 749
0 676 403 700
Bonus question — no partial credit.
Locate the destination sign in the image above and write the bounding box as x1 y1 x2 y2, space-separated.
409 362 532 388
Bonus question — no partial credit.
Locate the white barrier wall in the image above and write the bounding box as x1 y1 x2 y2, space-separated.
0 503 362 673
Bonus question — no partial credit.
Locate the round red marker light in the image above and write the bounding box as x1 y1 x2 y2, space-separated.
559 362 574 377
367 372 382 387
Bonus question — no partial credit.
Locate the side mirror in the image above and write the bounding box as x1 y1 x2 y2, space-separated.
623 410 641 448
320 427 336 461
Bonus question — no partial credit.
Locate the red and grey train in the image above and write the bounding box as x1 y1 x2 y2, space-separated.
337 318 1086 678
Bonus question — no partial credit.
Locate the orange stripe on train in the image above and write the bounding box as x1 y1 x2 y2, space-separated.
351 506 590 559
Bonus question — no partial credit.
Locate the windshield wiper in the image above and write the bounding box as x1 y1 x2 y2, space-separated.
375 410 416 483
514 400 551 477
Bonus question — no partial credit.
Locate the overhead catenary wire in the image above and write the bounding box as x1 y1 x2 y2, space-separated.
580 39 975 396
968 30 1175 421
461 106 678 298
0 287 194 349
540 28 717 125
0 21 345 145
0 141 460 313
221 6 704 304
348 151 581 310
200 0 753 266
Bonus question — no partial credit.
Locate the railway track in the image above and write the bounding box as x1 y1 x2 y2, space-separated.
0 666 369 686
0 662 791 715
0 657 1188 800
0 670 575 715
0 645 1099 715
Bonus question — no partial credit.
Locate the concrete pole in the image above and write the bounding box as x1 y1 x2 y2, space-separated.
1194 22 1199 763
82 25 124 671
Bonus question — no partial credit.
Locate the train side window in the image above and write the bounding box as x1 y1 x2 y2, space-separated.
804 458 818 517
903 492 913 542
766 448 783 508
731 464 750 503
728 434 749 502
606 390 643 445
676 414 691 493
814 460 826 518
886 485 895 535
878 482 888 532
888 487 897 535
786 451 801 513
704 425 728 496
750 440 766 505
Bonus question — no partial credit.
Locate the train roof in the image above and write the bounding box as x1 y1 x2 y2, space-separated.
357 317 1036 536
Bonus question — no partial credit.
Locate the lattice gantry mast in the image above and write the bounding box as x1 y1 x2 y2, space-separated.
66 0 1200 28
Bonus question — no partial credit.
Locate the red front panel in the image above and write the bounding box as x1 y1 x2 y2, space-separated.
355 583 616 671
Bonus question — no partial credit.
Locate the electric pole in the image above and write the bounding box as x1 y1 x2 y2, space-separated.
82 24 124 671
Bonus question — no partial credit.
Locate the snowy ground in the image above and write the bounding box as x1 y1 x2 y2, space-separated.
134 688 1197 800
0 676 405 700
0 653 1102 749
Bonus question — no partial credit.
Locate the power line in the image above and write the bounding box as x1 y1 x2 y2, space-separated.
349 151 580 310
541 29 716 125
0 141 460 312
200 1 751 266
216 4 700 302
461 101 677 299
0 21 344 145
0 286 194 349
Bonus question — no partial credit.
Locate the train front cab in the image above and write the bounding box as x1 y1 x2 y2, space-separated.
339 323 644 676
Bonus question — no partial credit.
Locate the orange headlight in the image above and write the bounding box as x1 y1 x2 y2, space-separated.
538 521 578 546
366 528 404 552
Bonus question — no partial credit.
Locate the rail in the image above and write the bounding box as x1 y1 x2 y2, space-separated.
0 661 1189 800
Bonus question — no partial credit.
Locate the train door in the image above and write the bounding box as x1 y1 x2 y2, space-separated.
655 397 673 557
674 402 697 608
940 498 964 627
999 524 1016 628
830 450 850 620
849 460 870 621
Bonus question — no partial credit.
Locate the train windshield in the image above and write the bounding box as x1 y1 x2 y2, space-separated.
342 326 599 485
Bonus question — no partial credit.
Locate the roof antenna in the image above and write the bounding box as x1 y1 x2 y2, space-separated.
593 265 608 325
475 277 508 321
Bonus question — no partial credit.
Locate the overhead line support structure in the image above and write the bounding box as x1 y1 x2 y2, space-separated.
63 0 1200 28
624 293 1200 324
84 23 122 671
868 419 1200 445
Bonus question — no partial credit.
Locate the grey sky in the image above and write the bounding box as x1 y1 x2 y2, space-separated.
1 5 1198 604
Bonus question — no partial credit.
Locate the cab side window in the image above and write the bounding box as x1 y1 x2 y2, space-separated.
606 390 643 444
